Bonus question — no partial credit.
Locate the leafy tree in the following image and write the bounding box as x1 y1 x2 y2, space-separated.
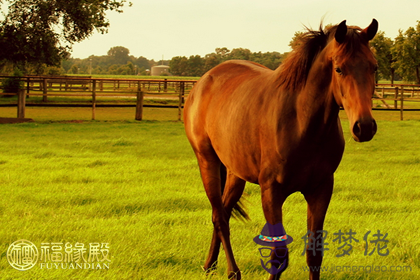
107 64 119 75
392 22 420 83
61 59 74 73
187 55 204 76
134 56 151 71
289 31 305 50
92 66 103 75
203 53 220 73
107 46 130 65
228 48 251 60
71 65 79 74
0 0 131 71
169 56 189 76
215 47 230 58
370 31 395 84
126 62 135 75
46 66 62 76
2 67 23 95
250 51 284 70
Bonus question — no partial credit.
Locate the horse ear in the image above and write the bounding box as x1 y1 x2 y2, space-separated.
363 19 378 41
335 20 347 44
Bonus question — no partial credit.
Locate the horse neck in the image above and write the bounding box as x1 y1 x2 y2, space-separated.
290 49 340 135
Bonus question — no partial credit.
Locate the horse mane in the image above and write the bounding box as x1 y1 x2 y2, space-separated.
276 23 365 92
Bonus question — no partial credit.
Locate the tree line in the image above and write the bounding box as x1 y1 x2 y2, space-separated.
371 21 420 84
62 46 154 76
1 46 155 76
169 48 285 76
1 45 286 77
63 47 285 76
6 26 420 83
1 0 420 83
60 20 420 83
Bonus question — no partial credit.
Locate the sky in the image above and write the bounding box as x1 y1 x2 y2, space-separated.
71 0 420 61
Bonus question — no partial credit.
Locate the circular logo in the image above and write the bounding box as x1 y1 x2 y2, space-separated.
7 240 39 271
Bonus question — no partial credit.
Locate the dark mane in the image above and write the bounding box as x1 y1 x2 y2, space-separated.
276 23 366 92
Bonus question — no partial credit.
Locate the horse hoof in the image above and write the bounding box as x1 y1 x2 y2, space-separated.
228 270 241 280
201 265 217 276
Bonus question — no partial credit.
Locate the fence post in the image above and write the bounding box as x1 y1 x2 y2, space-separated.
92 79 96 120
394 87 398 109
178 82 185 121
400 85 404 121
42 78 48 102
26 77 30 95
135 81 144 121
17 89 26 118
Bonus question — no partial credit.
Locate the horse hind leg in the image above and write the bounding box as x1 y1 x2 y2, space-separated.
221 170 249 279
202 164 226 274
199 157 246 279
208 167 248 272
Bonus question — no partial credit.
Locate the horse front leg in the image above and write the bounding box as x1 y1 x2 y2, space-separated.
302 175 334 280
260 181 289 280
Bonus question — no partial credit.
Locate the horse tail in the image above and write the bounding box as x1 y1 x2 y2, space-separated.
232 199 250 221
220 164 250 221
220 162 227 195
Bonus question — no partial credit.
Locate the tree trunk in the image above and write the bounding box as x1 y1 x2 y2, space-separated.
390 68 395 86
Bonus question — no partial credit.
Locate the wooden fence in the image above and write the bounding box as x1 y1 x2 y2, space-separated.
1 76 420 121
0 76 197 121
374 84 420 120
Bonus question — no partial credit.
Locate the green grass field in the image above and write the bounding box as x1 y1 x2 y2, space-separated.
0 109 419 279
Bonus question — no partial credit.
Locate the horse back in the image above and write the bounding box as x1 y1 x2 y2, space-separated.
186 59 272 113
184 59 273 138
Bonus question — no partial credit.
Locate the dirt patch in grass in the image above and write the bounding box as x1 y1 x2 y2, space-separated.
0 117 34 124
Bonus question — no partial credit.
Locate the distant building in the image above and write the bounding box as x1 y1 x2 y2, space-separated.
151 65 170 76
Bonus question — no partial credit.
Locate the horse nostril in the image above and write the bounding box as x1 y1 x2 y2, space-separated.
372 119 377 135
352 119 377 142
353 121 362 138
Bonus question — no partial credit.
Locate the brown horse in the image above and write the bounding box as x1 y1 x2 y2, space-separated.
184 19 378 280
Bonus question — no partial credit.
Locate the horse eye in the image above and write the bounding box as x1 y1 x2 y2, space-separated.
335 67 342 75
373 65 378 72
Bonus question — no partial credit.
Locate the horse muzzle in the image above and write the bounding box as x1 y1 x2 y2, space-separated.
352 119 377 142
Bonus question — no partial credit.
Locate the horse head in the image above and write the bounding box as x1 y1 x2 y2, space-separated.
329 19 378 142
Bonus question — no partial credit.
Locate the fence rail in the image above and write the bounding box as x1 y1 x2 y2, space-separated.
1 76 420 121
0 76 197 121
374 84 420 120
